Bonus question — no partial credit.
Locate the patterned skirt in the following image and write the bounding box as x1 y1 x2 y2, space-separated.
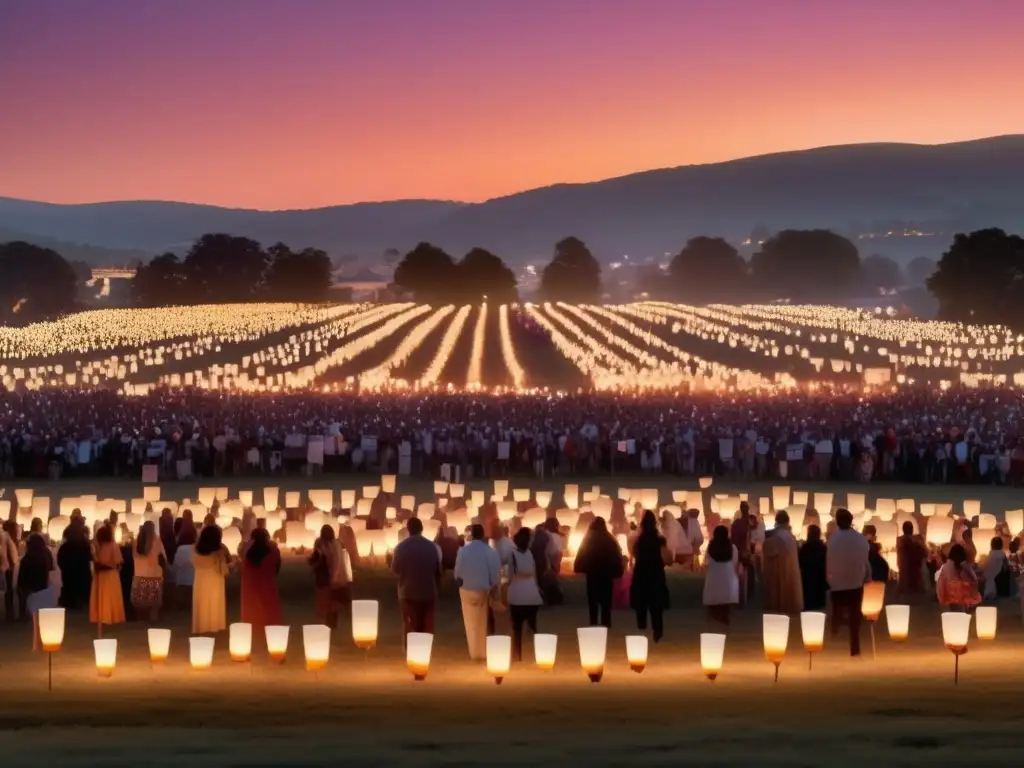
131 576 164 610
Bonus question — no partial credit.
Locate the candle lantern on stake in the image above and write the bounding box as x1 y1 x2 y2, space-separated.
941 612 971 684
763 614 790 683
861 581 886 658
577 627 608 682
701 633 725 681
37 608 65 691
800 611 825 670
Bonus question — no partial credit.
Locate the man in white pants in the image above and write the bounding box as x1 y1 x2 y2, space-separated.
454 524 501 661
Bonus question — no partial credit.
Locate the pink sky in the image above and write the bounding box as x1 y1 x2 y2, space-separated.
1 0 1021 209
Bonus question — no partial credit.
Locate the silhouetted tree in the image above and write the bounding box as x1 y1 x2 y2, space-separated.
667 236 749 303
858 254 904 294
927 229 1024 325
182 233 268 303
263 243 333 302
392 242 459 302
750 229 860 300
458 247 517 302
539 237 601 302
906 256 937 286
0 241 78 323
130 252 186 306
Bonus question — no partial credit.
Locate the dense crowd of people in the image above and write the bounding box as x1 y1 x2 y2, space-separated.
2 386 1024 484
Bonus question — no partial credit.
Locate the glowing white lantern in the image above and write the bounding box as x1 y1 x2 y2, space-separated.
449 483 465 499
847 493 866 515
198 487 216 507
941 612 971 684
352 600 379 649
340 489 356 510
896 498 915 514
407 632 433 680
534 634 557 670
222 525 242 555
309 489 332 511
143 486 161 503
564 484 579 510
47 515 70 543
625 635 648 674
148 628 171 663
577 627 608 683
303 625 331 672
763 614 790 681
190 637 215 670
1005 509 1024 536
486 635 512 684
38 608 65 652
800 611 826 670
93 639 118 678
239 490 254 508
700 633 726 681
32 497 50 519
813 493 833 513
513 488 530 503
925 516 954 546
284 491 300 508
493 479 509 499
263 487 280 510
385 506 397 521
699 477 713 489
14 488 34 508
265 625 289 663
640 489 659 511
792 491 808 507
771 486 790 510
975 606 997 640
886 605 910 642
216 487 229 502
382 475 397 494
535 491 553 509
963 500 981 519
433 481 448 496
229 623 252 662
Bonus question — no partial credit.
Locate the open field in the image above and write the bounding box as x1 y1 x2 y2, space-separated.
2 477 1024 765
2 301 1021 393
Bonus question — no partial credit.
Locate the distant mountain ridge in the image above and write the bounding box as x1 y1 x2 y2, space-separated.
2 135 1023 265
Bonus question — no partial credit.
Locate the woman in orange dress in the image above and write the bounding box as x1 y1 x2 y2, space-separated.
90 524 126 634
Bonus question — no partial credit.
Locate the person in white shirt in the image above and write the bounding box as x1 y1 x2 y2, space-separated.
507 527 544 661
825 509 870 657
454 524 501 661
981 536 1008 600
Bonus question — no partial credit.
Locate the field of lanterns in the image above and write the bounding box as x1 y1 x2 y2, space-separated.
2 301 1023 393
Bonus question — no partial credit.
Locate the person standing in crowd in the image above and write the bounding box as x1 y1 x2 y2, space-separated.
799 525 829 611
981 537 1010 600
58 513 92 610
703 524 739 626
896 521 928 600
18 532 58 649
192 524 230 634
240 528 282 635
631 511 670 642
392 518 442 637
762 511 802 613
454 523 500 662
309 524 350 630
826 508 870 657
530 518 564 605
90 523 125 635
0 521 18 621
172 520 197 610
158 508 178 567
730 503 752 604
131 521 166 623
937 544 981 610
506 527 544 661
573 517 624 629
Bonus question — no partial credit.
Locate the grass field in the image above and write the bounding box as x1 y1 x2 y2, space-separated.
2 476 1023 765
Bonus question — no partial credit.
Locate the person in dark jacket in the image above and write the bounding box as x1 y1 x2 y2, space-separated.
573 517 623 628
630 511 669 642
798 524 828 610
869 541 891 582
57 513 92 610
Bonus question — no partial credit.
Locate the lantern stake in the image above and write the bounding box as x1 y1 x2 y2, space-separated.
47 652 53 692
954 654 959 685
808 651 812 672
773 661 780 683
870 622 876 660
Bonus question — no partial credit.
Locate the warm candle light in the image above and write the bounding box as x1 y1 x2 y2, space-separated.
493 479 508 499
352 600 379 650
975 605 997 640
941 612 971 684
699 477 713 490
303 625 331 672
886 605 910 642
800 611 825 670
564 484 579 510
625 635 648 674
513 488 530 503
535 491 552 509
486 635 512 684
382 475 397 493
700 633 726 681
340 489 356 509
433 481 448 496
93 639 117 677
861 580 886 658
190 637 215 670
265 625 289 663
407 632 433 681
148 628 171 663
577 627 608 683
263 487 280 510
763 614 789 682
229 622 252 662
38 608 65 653
239 490 254 507
534 634 557 670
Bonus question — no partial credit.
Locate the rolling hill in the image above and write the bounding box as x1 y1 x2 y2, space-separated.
2 135 1022 265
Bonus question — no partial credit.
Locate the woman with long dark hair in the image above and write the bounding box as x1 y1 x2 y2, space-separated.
18 533 57 650
703 525 739 626
192 524 230 634
241 528 282 634
573 517 623 629
507 527 544 661
799 524 828 611
630 511 670 642
310 524 350 629
90 523 125 636
132 521 167 623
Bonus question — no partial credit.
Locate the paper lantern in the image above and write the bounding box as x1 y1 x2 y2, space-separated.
229 623 252 662
700 633 726 681
699 477 713 489
925 516 954 546
303 625 331 672
640 489 659 511
148 628 171 662
813 493 833 513
896 498 915 514
493 479 509 499
433 481 449 496
47 515 70 543
265 626 289 663
143 486 161 503
93 639 117 678
762 614 789 681
340 489 356 510
577 627 608 683
38 608 65 652
189 637 214 670
535 491 553 509
876 499 896 519
309 489 332 511
407 632 433 681
352 600 379 649
384 506 397 522
32 497 50 519
239 490 254 507
920 503 936 517
564 484 579 510
625 635 648 674
963 500 981 519
861 581 886 624
534 634 557 670
792 491 808 506
216 487 229 502
670 490 685 503
886 605 910 642
847 493 865 515
198 487 216 507
486 635 512 684
1005 509 1024 536
975 605 997 640
941 612 971 684
977 513 997 529
222 525 242 555
263 487 280 510
285 491 300 508
771 486 791 511
469 490 485 508
14 488 34 508
382 475 397 493
800 611 826 670
449 483 465 498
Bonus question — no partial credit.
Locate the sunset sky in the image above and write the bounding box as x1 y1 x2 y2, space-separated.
1 0 1021 210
